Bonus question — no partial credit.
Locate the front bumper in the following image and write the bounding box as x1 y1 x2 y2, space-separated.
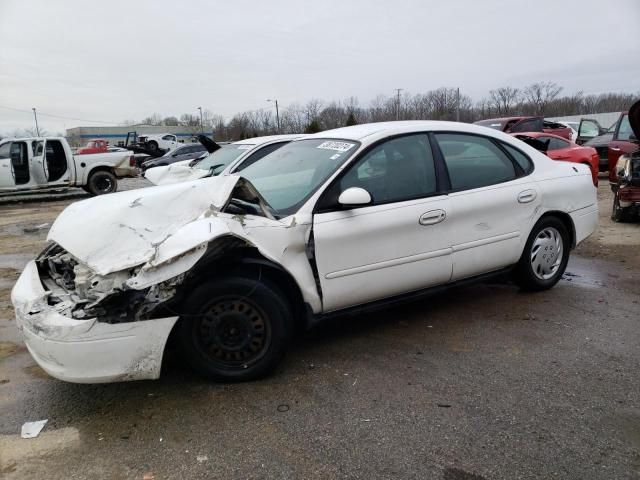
11 261 178 383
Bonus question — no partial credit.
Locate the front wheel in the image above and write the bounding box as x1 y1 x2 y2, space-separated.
178 276 293 382
513 217 570 291
86 170 118 195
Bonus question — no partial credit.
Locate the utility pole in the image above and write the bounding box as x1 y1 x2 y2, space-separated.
394 88 403 120
197 106 204 134
267 99 280 133
32 108 40 136
456 87 460 122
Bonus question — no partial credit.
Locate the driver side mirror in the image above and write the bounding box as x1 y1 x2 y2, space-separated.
338 187 372 207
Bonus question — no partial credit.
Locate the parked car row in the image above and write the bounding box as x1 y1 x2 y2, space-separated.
477 103 640 222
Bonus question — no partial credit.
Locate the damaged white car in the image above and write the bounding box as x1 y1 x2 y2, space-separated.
12 121 598 383
144 134 307 186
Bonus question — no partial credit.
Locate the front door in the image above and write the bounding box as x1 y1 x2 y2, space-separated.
312 133 452 312
0 142 17 190
432 133 541 280
576 118 602 145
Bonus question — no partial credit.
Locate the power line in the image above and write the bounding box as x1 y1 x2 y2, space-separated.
0 104 118 125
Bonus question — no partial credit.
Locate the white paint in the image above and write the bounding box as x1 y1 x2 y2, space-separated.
11 120 597 383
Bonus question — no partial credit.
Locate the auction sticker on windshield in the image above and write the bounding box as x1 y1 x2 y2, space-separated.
316 141 355 152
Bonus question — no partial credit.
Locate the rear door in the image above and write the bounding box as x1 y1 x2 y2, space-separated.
43 139 71 186
312 133 452 312
433 133 540 280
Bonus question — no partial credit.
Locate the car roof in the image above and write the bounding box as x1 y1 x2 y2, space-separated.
231 134 309 146
304 120 511 141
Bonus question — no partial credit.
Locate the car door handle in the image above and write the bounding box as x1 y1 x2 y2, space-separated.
419 209 446 226
610 147 621 152
518 189 537 203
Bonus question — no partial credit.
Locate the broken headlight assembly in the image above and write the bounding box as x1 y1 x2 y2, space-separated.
36 243 183 323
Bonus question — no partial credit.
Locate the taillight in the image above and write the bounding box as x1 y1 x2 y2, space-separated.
129 155 135 167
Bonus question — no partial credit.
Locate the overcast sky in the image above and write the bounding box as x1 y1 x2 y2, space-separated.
1 0 639 134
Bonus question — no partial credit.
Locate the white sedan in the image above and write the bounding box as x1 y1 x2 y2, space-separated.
12 121 598 383
144 134 307 185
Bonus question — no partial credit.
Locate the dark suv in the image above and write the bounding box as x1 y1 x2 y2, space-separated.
141 143 207 171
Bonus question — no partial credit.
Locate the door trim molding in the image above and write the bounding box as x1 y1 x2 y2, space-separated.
451 231 520 253
325 247 451 279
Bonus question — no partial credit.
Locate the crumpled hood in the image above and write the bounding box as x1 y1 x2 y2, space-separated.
47 175 243 275
144 164 210 185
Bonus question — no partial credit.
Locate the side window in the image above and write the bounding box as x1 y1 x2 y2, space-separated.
335 134 437 205
162 135 174 141
32 141 44 156
435 133 516 191
616 115 632 141
0 142 11 159
10 142 28 165
501 142 534 174
234 142 287 172
545 137 569 150
510 118 543 133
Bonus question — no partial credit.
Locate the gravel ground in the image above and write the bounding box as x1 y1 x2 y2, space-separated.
0 176 638 480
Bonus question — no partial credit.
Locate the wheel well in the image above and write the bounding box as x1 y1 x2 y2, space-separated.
87 166 115 178
539 211 576 248
176 237 308 333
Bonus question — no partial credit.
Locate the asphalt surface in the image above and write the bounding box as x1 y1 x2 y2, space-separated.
0 177 639 480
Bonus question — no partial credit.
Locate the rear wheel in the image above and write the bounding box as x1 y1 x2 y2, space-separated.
86 170 117 195
178 276 292 382
513 216 570 291
147 140 158 152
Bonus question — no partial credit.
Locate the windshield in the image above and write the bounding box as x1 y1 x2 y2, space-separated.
194 144 253 174
475 120 504 130
238 138 359 217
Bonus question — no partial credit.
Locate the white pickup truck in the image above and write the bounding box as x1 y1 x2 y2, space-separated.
0 136 138 195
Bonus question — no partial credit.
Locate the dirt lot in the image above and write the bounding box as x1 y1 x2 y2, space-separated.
0 178 639 479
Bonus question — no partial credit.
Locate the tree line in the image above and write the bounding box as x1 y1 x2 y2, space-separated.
125 82 638 141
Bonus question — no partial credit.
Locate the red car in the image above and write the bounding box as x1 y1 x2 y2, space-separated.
77 139 109 155
512 132 599 186
475 116 572 140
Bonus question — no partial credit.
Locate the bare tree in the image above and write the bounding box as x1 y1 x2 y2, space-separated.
522 82 563 115
489 87 520 115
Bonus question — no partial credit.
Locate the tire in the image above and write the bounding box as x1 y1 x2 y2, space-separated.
513 216 570 292
147 141 158 152
86 170 118 195
178 276 293 382
611 196 632 222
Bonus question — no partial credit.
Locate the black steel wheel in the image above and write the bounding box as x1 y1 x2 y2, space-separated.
179 276 292 382
86 170 117 195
